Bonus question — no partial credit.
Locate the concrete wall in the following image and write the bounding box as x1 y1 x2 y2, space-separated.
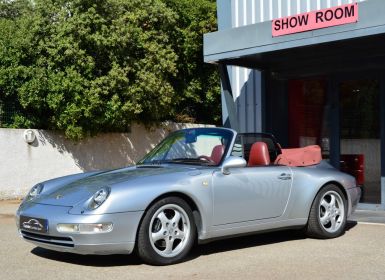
0 123 211 199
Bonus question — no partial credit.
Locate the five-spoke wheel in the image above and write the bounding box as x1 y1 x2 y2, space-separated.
319 190 345 233
137 197 196 265
149 204 191 258
306 184 347 238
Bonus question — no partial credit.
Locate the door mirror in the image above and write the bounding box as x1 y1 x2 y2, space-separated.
221 156 247 175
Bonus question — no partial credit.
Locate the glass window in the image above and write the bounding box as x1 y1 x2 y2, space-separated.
340 79 380 204
288 79 329 154
138 128 234 166
231 133 281 163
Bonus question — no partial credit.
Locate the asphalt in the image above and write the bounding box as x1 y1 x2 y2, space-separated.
1 200 385 280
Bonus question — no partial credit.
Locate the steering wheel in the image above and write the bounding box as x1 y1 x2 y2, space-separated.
197 155 215 164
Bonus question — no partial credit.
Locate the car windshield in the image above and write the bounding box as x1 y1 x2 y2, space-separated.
138 128 234 166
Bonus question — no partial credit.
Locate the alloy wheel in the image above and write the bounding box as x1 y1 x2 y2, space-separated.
148 204 191 258
319 190 345 233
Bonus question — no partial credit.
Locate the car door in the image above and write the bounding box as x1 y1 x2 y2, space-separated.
212 165 292 226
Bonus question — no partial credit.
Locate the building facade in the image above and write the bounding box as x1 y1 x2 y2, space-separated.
204 0 385 209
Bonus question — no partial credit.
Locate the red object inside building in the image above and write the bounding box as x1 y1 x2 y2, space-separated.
340 154 365 186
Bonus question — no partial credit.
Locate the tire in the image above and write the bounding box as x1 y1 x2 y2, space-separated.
137 196 197 265
306 184 347 239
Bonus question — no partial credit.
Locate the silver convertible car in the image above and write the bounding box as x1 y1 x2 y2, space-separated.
16 127 361 265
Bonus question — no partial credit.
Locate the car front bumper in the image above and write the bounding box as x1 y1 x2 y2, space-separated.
16 202 144 255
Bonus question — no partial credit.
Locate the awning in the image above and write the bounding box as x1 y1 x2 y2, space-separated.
204 0 385 77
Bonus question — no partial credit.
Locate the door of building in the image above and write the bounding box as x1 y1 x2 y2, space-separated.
339 79 381 204
287 77 382 204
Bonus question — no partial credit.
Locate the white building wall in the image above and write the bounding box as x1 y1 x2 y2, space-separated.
0 123 210 199
224 0 367 133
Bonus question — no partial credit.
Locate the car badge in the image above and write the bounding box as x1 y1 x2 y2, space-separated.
202 181 209 187
56 194 63 199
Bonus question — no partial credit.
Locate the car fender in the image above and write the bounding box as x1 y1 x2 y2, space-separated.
69 170 215 238
284 166 356 220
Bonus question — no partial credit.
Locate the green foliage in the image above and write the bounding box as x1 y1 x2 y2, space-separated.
0 0 220 139
163 0 221 124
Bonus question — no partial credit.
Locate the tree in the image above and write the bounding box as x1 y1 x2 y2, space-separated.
163 0 221 124
0 0 220 139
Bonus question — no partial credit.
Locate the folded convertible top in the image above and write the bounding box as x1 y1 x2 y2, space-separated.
274 145 322 167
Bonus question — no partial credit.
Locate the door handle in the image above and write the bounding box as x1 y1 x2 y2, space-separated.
278 173 292 180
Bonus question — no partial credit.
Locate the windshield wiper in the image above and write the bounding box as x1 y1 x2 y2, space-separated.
163 158 215 165
139 160 164 165
141 158 215 166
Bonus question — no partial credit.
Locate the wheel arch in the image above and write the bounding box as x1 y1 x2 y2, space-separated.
305 181 349 238
320 181 348 200
136 191 203 241
308 180 349 219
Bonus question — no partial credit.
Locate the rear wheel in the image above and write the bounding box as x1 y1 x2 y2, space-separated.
137 197 196 265
306 184 347 238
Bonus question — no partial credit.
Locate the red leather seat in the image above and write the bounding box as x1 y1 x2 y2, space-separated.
211 145 224 165
248 142 270 166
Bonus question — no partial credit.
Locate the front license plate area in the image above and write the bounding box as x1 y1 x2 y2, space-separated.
20 216 48 233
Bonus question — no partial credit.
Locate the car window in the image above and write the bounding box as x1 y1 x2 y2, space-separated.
231 133 281 163
166 135 222 159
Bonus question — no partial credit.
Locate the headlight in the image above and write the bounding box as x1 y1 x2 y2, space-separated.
88 186 110 210
25 183 44 202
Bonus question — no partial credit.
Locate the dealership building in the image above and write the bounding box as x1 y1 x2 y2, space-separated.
204 0 385 209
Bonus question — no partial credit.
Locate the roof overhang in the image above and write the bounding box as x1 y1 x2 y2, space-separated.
204 0 385 77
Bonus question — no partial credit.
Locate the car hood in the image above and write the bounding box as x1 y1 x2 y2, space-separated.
34 165 207 207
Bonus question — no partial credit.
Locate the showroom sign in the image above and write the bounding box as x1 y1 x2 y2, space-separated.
272 3 358 37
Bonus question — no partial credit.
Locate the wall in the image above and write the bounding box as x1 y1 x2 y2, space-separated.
0 123 211 199
230 0 366 27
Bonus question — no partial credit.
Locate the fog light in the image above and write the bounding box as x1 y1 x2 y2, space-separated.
78 223 113 233
57 223 113 234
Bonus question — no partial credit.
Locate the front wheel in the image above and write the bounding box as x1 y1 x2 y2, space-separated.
306 184 347 239
137 197 196 265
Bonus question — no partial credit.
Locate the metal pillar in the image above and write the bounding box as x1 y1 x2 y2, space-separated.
380 71 385 209
219 64 239 132
328 77 340 169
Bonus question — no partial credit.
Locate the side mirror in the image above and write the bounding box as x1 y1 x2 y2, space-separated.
221 156 247 175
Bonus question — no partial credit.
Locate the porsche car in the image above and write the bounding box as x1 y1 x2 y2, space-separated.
16 127 361 265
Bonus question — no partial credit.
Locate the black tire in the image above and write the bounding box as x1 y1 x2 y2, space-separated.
306 184 347 239
137 196 197 265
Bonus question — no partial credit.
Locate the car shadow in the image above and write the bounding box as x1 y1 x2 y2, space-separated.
31 248 143 266
31 222 358 267
190 221 357 259
346 220 358 230
187 229 306 261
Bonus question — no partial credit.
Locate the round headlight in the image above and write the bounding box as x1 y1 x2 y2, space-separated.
89 187 110 210
25 183 44 202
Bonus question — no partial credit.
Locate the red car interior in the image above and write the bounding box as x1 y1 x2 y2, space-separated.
210 145 225 165
248 142 271 166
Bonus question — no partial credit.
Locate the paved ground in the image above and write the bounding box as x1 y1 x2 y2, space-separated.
351 209 385 224
1 200 385 280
